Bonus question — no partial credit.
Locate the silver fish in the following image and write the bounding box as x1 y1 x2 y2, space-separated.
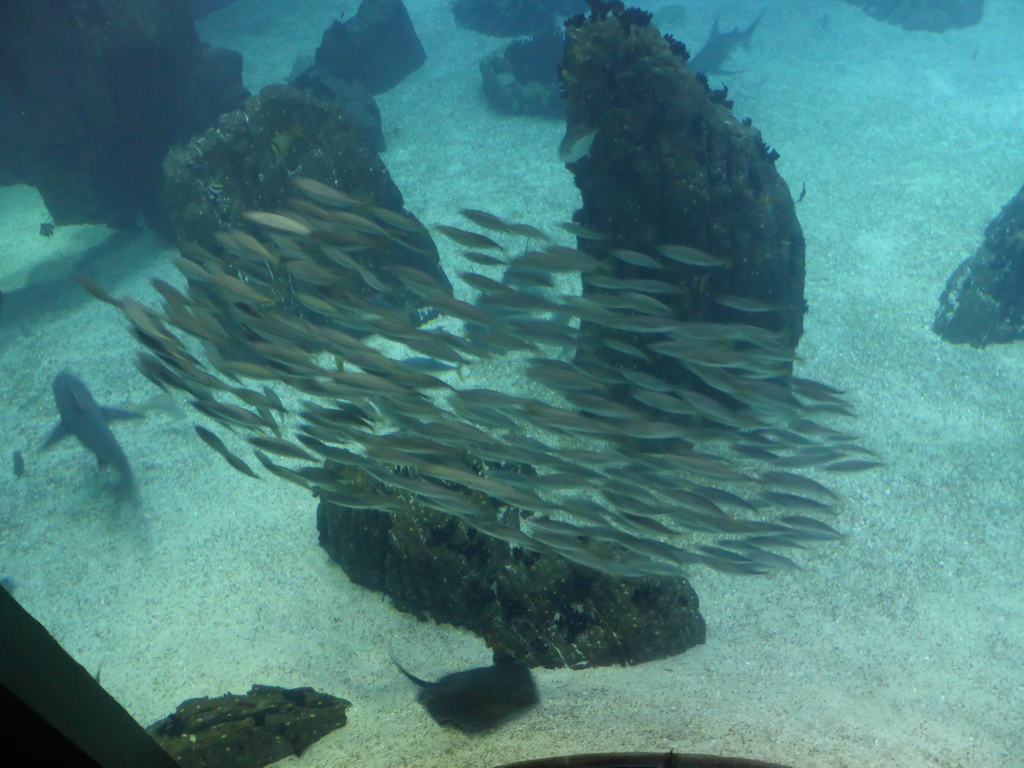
559 127 597 163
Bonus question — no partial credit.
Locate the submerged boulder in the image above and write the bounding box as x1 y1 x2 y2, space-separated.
560 7 806 384
318 497 706 669
291 0 425 151
0 0 246 228
311 0 426 95
162 83 447 314
148 685 350 768
480 31 566 117
933 184 1024 347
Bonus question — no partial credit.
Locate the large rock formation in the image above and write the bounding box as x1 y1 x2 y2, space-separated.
163 83 448 311
480 31 566 117
933 184 1024 347
310 0 425 96
291 0 426 151
318 499 706 669
0 0 247 228
560 5 806 377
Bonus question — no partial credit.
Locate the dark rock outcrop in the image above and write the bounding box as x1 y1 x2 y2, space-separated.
164 84 396 248
560 10 806 373
480 31 566 117
312 0 426 95
196 45 250 119
318 497 706 670
291 0 425 152
0 0 247 229
162 83 448 326
933 184 1024 347
289 72 385 154
147 685 350 768
841 0 983 31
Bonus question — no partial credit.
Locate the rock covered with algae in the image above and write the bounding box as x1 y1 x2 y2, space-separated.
110 98 878 668
933 182 1024 347
561 5 807 354
318 491 706 669
161 83 449 315
147 685 350 768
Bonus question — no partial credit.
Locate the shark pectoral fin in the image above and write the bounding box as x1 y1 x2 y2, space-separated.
42 422 69 449
99 406 146 423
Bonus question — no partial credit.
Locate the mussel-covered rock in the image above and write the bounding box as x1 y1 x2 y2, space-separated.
162 84 446 304
318 496 706 669
147 685 351 768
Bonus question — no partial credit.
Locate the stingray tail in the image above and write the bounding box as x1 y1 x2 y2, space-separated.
389 654 432 688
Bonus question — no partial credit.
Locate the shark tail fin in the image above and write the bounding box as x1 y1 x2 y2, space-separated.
742 8 767 48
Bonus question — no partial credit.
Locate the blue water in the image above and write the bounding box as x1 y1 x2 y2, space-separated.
1 1 1021 765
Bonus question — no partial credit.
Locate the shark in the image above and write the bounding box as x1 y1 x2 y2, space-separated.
688 9 766 75
43 371 144 498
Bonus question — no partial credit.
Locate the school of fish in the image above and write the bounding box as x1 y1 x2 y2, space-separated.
100 176 881 578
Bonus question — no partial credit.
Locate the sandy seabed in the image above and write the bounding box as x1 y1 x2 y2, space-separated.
1 1 1022 766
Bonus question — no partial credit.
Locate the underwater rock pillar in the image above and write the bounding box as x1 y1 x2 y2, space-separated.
560 9 807 355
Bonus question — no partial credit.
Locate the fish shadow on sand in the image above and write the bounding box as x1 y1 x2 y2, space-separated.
392 656 539 732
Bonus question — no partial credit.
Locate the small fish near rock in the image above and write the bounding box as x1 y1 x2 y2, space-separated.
393 657 539 732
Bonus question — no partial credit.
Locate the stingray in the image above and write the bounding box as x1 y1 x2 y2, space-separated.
392 657 538 732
